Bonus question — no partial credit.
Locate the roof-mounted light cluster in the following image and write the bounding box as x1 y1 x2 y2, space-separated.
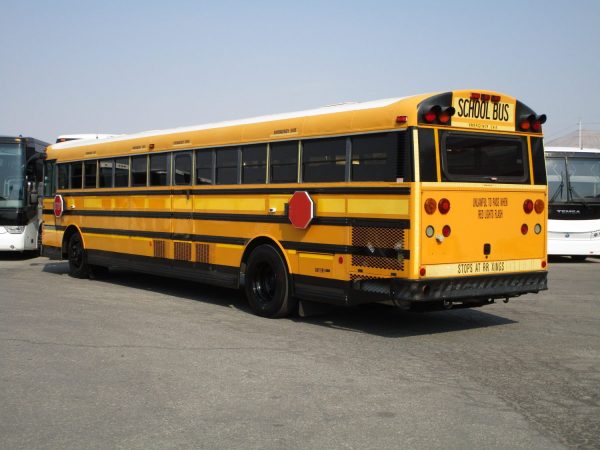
470 92 502 103
519 113 547 132
422 105 456 125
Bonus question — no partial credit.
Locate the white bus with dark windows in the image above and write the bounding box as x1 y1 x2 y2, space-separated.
0 136 48 252
546 146 600 260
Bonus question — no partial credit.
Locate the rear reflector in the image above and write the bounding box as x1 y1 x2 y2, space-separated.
438 198 450 214
534 199 545 214
424 198 437 214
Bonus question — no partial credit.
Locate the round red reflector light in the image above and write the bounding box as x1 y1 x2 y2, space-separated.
534 199 545 214
442 225 451 237
438 198 450 214
438 112 451 124
519 120 531 131
424 198 437 214
521 224 529 235
542 260 547 268
424 111 436 123
523 199 534 214
419 267 426 276
338 256 344 264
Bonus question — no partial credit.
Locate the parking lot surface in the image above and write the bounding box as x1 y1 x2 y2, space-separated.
1 254 599 449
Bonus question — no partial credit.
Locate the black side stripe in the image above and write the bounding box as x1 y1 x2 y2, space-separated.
43 225 409 259
42 209 410 229
281 241 410 260
54 186 411 197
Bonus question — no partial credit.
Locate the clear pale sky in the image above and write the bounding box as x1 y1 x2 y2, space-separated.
1 0 599 144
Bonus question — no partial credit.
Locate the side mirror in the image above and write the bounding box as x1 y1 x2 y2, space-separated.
29 192 39 204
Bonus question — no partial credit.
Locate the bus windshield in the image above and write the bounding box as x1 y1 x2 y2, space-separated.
547 156 600 202
441 132 527 183
568 158 600 200
0 143 25 207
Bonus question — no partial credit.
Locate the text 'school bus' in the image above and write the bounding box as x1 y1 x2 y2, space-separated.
545 146 600 261
0 136 47 252
42 90 548 317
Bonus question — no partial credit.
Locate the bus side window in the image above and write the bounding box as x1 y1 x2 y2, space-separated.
44 161 56 196
149 153 171 186
242 144 266 184
174 152 192 186
270 141 298 183
302 137 346 182
131 155 148 187
216 148 239 185
351 133 398 182
57 164 69 190
70 162 83 189
195 149 214 185
84 161 97 188
115 158 129 187
99 159 114 188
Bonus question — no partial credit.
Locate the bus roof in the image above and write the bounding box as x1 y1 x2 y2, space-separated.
47 89 528 161
51 96 413 151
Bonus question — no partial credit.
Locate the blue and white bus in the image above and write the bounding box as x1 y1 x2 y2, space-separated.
545 146 600 260
0 136 48 252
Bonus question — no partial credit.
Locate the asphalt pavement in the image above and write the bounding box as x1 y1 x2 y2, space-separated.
1 254 599 449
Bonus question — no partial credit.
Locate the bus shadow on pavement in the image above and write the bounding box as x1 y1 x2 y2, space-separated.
298 303 516 338
0 252 39 261
42 262 515 337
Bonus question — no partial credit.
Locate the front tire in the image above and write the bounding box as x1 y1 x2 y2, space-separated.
68 233 90 279
245 245 296 318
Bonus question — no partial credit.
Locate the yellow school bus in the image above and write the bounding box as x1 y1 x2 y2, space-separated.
42 90 548 317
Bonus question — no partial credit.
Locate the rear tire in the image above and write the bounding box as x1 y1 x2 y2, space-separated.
245 245 297 318
68 233 90 279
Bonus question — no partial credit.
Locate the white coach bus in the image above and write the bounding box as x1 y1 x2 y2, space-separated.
546 146 600 260
0 136 47 252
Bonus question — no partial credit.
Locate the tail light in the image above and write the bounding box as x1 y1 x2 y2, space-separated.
438 107 455 124
519 114 547 132
523 199 534 214
438 198 451 214
422 105 455 125
519 119 531 131
521 224 529 235
423 107 439 123
531 114 547 132
442 225 451 237
534 199 545 214
424 198 437 214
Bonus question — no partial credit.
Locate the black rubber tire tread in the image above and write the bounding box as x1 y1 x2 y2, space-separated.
67 233 90 279
245 244 296 318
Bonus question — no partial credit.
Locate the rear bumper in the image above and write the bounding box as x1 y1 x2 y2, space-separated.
350 271 548 305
